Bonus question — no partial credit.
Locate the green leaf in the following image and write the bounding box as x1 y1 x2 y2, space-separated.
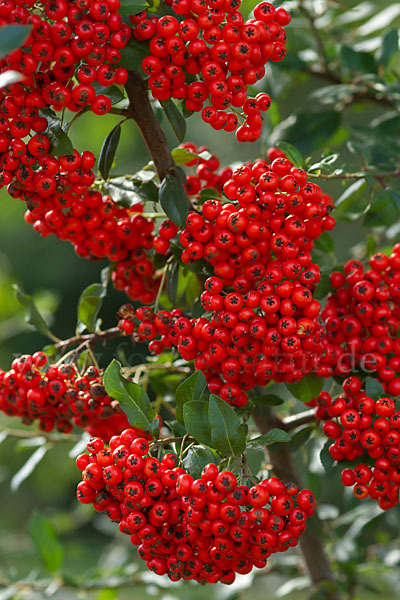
102 172 158 208
246 448 264 477
276 141 303 168
286 374 324 403
14 284 59 342
288 426 314 451
308 154 340 174
361 134 398 168
312 83 363 106
28 512 63 573
92 82 125 105
160 99 186 142
77 283 106 333
176 371 207 424
376 29 399 69
132 168 157 184
166 261 179 304
0 24 31 59
347 140 370 162
320 439 334 472
166 266 202 309
159 173 190 227
11 445 48 492
365 377 385 400
334 179 369 221
42 344 57 361
199 187 220 201
103 359 156 431
314 232 334 253
60 573 80 588
208 395 246 456
103 175 158 207
252 394 284 406
40 109 74 157
118 37 149 70
119 0 149 14
170 147 211 165
390 188 400 212
171 147 198 165
197 149 212 161
183 400 213 447
363 190 400 228
340 45 376 74
98 122 122 179
0 69 25 89
247 429 291 449
101 265 113 287
183 445 217 479
185 273 202 305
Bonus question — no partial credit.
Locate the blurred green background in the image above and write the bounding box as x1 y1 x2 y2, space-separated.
1 0 400 598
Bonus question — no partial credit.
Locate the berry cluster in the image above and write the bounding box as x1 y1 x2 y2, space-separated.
1 0 130 114
76 431 315 583
132 1 290 141
0 1 170 303
133 304 322 406
179 147 335 280
0 353 152 441
321 377 400 510
25 183 170 303
318 248 400 392
125 149 336 402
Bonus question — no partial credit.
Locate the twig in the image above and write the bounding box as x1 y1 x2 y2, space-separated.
122 363 191 375
149 435 196 446
308 168 400 181
55 327 122 353
109 107 131 117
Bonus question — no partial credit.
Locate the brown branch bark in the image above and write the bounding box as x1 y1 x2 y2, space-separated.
124 70 177 182
253 407 341 600
55 326 122 353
